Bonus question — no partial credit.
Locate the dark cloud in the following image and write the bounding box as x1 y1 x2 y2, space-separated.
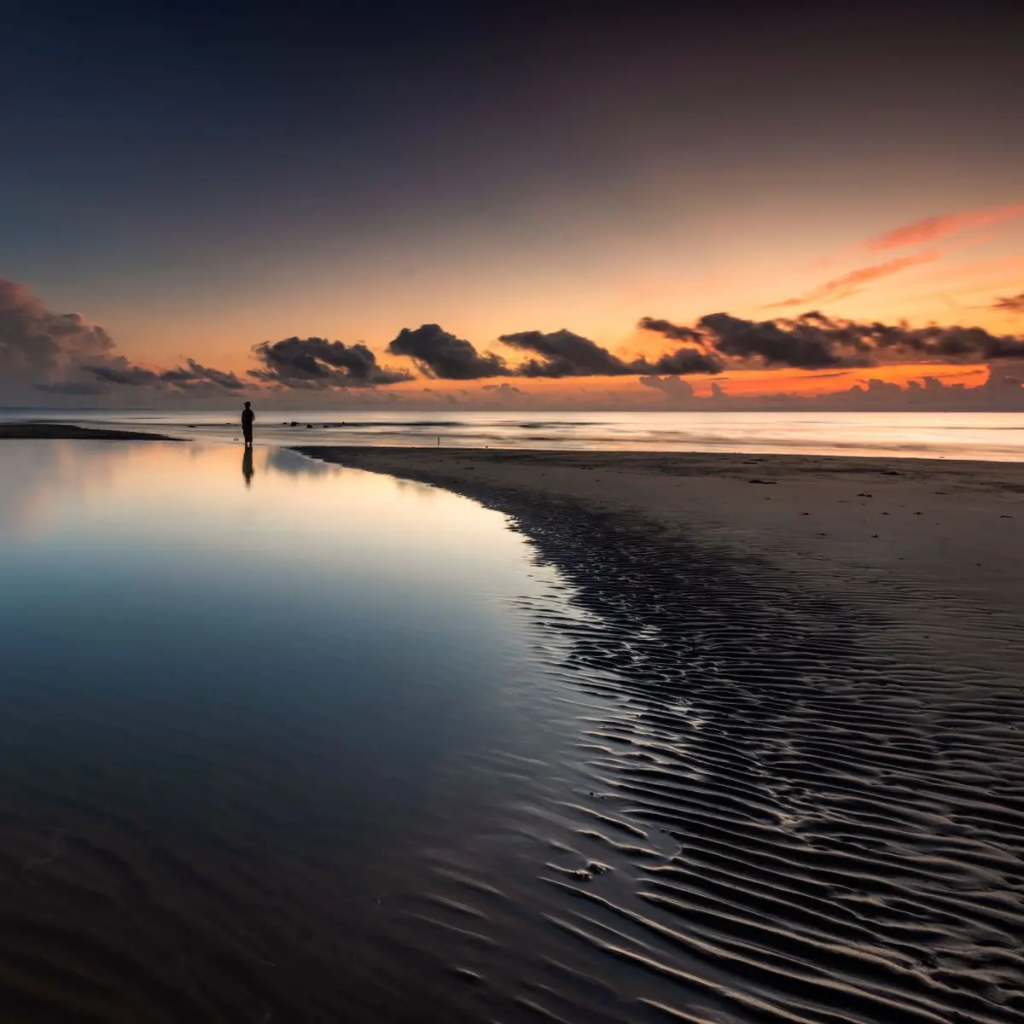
388 324 508 380
647 347 724 375
993 292 1024 313
637 317 702 343
160 359 246 390
500 329 632 377
251 336 410 388
1 278 115 387
81 356 247 392
483 382 523 395
86 360 161 386
697 312 873 369
641 310 1024 371
500 328 722 378
1 276 251 400
865 322 1024 362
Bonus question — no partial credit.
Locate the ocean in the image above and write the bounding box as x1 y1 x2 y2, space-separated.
3 409 1023 460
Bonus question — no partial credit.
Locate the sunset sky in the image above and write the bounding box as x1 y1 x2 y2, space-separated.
2 1 1023 409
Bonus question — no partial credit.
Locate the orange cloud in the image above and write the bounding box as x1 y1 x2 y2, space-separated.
767 251 938 309
869 203 1024 251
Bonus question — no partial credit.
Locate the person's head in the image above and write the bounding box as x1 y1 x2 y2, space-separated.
244 401 251 409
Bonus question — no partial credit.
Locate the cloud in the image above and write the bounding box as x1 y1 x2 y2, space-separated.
641 310 1024 371
869 203 1024 251
768 252 938 309
388 324 508 379
648 347 724 375
867 322 1024 362
697 311 872 368
251 336 410 388
500 329 634 377
993 292 1024 314
1 276 250 400
500 328 723 377
636 317 702 343
483 382 523 395
1 278 115 387
85 359 161 386
161 359 247 390
638 375 695 403
81 356 247 392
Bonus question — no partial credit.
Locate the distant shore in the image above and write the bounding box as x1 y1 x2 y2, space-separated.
0 423 179 441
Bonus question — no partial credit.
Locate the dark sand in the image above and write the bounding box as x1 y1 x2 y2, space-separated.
297 446 1024 1023
0 423 178 441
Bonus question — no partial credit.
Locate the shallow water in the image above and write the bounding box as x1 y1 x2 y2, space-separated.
2 441 1021 1023
0 442 624 1021
6 409 1024 461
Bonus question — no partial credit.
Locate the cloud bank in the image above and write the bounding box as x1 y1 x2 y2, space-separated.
7 275 1024 410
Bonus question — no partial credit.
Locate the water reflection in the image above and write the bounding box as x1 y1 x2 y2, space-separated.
0 440 603 1022
241 445 254 487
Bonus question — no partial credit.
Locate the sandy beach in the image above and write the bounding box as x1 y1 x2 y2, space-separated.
298 445 1024 1021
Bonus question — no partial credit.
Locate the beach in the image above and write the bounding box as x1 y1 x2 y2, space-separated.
297 445 1024 1021
1 431 1022 1021
298 446 1024 617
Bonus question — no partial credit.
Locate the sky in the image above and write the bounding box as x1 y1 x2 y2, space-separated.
2 0 1024 410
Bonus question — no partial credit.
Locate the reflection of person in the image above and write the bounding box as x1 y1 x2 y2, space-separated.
241 401 255 447
242 446 254 487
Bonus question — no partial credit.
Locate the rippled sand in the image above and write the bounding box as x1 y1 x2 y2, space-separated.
300 447 1024 1023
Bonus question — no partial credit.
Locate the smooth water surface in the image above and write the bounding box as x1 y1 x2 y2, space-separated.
6 409 1024 460
0 441 625 1022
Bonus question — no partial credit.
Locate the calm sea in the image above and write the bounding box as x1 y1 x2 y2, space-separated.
4 409 1024 460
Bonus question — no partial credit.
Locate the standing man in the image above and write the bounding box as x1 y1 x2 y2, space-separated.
241 401 255 447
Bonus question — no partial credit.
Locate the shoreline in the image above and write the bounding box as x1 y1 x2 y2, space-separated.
297 445 1024 710
295 445 1024 608
0 423 180 441
297 444 1024 1019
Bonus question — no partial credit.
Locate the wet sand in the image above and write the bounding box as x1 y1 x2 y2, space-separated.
0 423 178 441
299 446 1024 1022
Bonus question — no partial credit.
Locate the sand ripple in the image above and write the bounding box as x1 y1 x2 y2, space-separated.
365 466 1024 1024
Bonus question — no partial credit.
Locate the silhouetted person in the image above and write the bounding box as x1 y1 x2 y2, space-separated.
241 401 255 447
242 446 254 487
